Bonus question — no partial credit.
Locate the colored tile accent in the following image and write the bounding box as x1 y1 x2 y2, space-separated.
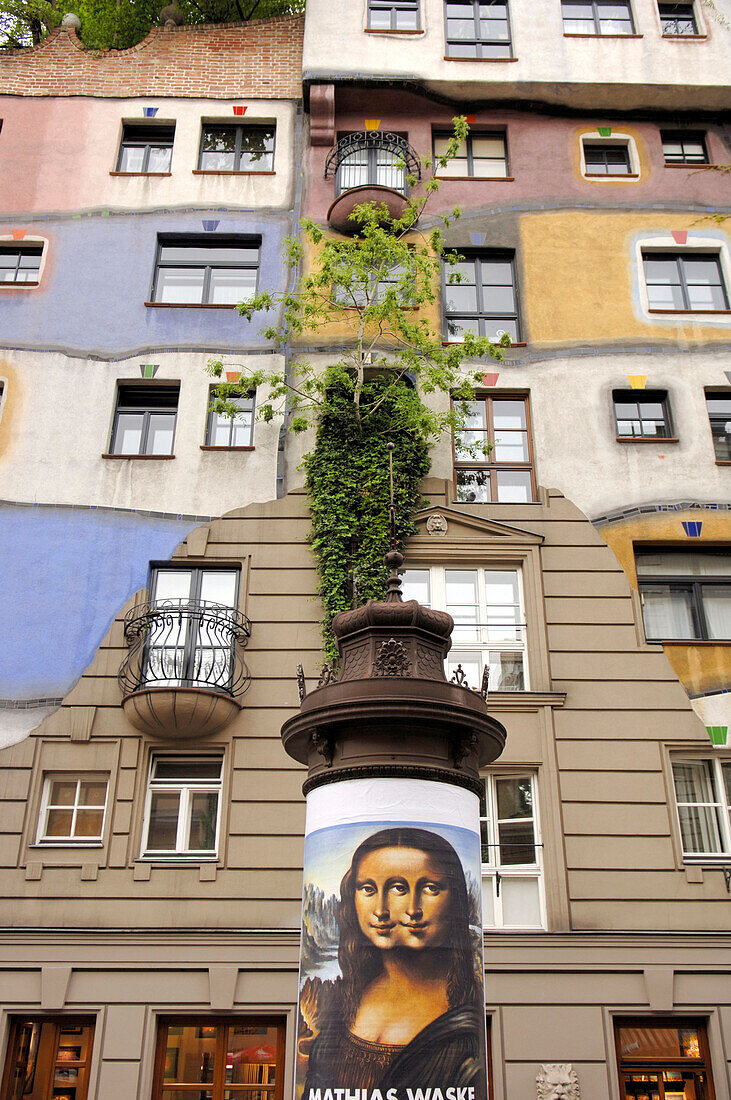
627 375 646 389
597 126 612 137
140 364 159 379
364 119 381 130
671 230 688 245
481 372 500 386
466 114 477 123
202 220 220 232
225 371 241 382
707 725 728 746
470 232 483 246
11 229 25 240
232 105 247 115
682 520 703 537
143 106 158 117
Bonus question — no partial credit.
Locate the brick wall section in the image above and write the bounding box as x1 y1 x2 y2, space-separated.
0 16 304 99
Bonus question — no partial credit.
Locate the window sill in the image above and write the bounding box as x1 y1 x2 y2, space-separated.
144 301 238 309
29 842 104 849
1 281 39 288
664 162 715 168
437 175 515 182
102 453 175 460
109 171 172 177
584 172 639 179
563 31 642 37
650 639 731 646
200 444 255 451
192 169 276 176
661 32 707 38
648 308 731 315
444 54 518 61
615 435 679 443
715 459 731 465
442 340 526 347
365 27 423 33
137 856 218 864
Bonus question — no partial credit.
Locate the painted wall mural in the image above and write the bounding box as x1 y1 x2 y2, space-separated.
297 779 488 1100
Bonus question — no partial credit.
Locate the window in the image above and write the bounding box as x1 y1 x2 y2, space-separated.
433 130 509 178
117 123 175 173
562 0 635 34
110 384 179 456
614 1017 716 1099
142 755 224 857
335 132 409 195
662 130 708 164
658 0 699 33
444 252 520 343
151 236 260 306
454 395 536 502
583 142 632 175
0 244 42 285
1 1018 95 1100
635 548 731 641
206 388 255 448
444 0 512 58
368 0 420 29
479 772 544 928
613 389 673 439
706 392 731 460
198 124 275 172
402 566 529 689
145 565 241 688
643 252 729 312
671 758 731 859
152 1018 286 1100
36 777 108 844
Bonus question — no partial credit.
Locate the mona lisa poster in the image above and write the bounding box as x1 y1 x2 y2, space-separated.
296 778 487 1100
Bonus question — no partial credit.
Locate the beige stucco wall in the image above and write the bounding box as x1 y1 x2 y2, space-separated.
302 0 731 108
0 350 282 516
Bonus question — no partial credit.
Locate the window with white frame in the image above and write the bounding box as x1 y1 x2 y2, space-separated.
36 776 108 843
401 566 528 690
142 756 223 858
671 758 731 860
479 772 544 928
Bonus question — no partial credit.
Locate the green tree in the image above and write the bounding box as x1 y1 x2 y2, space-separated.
0 0 303 51
208 118 507 657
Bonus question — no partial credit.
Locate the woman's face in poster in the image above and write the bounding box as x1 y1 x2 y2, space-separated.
354 845 452 951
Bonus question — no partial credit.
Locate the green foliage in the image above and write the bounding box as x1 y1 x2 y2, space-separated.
0 0 303 50
208 117 506 655
304 374 431 660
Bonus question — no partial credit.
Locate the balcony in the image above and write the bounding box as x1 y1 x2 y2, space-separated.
325 131 421 234
118 599 251 739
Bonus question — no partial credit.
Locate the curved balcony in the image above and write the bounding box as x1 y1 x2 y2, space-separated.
118 599 251 739
325 131 421 234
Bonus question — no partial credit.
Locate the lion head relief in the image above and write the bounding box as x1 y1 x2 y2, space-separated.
536 1063 580 1100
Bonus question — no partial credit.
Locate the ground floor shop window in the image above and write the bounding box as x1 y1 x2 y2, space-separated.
152 1018 286 1100
614 1017 715 1099
1 1017 95 1100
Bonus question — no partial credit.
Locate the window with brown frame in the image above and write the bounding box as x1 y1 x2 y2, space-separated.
453 394 536 503
152 1018 286 1100
614 1017 716 1099
1 1017 95 1100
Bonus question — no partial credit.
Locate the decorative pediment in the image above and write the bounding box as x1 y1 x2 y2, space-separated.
410 505 544 547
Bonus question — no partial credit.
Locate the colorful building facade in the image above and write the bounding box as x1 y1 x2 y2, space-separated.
0 3 729 1099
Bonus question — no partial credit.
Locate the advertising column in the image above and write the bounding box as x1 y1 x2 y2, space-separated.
281 551 507 1100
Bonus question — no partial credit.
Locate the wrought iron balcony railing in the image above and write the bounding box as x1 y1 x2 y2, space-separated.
325 131 421 196
118 598 252 699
